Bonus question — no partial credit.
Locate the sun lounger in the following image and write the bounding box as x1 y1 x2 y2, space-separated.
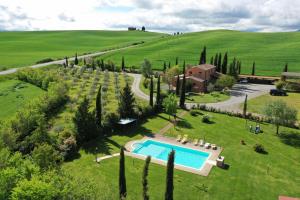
199 139 205 147
181 135 188 144
176 135 182 142
193 139 199 146
204 143 211 149
212 144 217 150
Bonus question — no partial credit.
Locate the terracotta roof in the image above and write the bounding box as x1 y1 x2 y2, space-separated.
191 64 216 70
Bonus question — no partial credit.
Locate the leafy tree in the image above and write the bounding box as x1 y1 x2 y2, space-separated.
175 75 180 96
142 26 146 31
156 75 161 107
243 94 248 118
119 84 135 118
222 52 228 74
74 53 78 65
165 150 175 200
164 66 180 91
263 100 297 134
252 62 255 75
163 94 177 120
216 75 236 89
31 143 62 171
95 85 102 129
141 59 152 78
179 61 186 108
119 147 127 199
149 76 154 107
142 156 151 200
121 56 125 71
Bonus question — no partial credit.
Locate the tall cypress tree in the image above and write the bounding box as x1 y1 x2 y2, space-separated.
221 52 228 74
142 156 151 200
217 53 222 72
101 59 105 71
179 61 186 108
65 57 69 67
283 63 288 72
156 75 161 107
95 85 102 129
119 84 135 118
74 53 78 65
175 75 180 96
175 57 178 65
163 61 167 73
243 94 248 118
121 56 125 71
203 46 206 64
252 62 255 76
119 147 127 199
149 76 154 107
165 150 175 200
214 53 218 67
168 62 171 69
210 56 214 65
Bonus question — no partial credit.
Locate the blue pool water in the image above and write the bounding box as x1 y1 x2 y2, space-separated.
132 140 210 170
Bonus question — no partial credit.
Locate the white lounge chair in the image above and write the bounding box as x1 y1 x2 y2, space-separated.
193 139 199 146
199 139 205 147
204 143 211 149
212 144 217 150
176 135 182 142
181 135 188 144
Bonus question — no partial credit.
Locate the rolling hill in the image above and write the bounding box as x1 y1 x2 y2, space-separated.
96 30 300 76
0 30 165 70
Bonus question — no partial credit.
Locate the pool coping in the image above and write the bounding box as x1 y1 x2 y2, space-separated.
124 134 223 176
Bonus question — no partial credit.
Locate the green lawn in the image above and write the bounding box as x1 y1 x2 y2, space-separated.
96 30 300 76
243 93 300 121
0 79 45 120
0 30 165 70
63 111 300 200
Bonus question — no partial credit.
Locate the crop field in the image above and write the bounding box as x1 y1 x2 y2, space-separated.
96 30 300 76
0 30 165 70
0 79 45 120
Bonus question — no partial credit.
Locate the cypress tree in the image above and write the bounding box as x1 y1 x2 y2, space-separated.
95 85 102 129
119 84 135 118
203 46 206 64
101 59 105 71
283 63 288 72
142 156 151 200
221 52 228 74
168 62 171 69
243 94 248 118
119 147 127 199
210 56 214 65
83 58 86 65
74 53 78 65
65 57 69 67
163 61 167 73
121 56 125 71
175 57 178 65
214 53 218 67
217 53 222 73
165 150 175 200
175 75 180 96
179 61 186 108
252 62 255 76
149 76 154 107
156 75 161 107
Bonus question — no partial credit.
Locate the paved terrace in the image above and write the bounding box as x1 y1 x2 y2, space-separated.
124 134 223 176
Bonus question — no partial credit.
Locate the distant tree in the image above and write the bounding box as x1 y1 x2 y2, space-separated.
65 57 69 67
119 147 127 199
252 62 255 76
210 56 214 65
95 85 102 129
142 156 151 200
165 150 175 200
175 75 180 96
217 53 222 72
141 59 152 78
74 53 79 65
221 52 228 74
163 94 177 120
175 57 178 65
263 100 297 134
283 63 288 72
149 76 154 107
142 26 146 31
163 61 167 73
156 75 161 107
121 56 125 71
243 94 248 118
179 61 186 108
119 84 135 118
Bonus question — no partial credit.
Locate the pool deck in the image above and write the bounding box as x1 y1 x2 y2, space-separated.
124 134 223 176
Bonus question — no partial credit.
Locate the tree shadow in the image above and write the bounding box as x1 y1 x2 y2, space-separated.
279 131 300 148
177 119 193 129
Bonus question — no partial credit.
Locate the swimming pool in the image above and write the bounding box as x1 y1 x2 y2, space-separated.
132 140 210 170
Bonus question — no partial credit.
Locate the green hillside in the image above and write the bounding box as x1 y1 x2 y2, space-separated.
97 30 300 76
0 30 165 70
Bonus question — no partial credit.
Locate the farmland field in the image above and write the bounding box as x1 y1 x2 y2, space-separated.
0 30 165 70
96 30 300 76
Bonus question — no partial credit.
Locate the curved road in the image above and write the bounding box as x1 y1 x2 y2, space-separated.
128 73 274 112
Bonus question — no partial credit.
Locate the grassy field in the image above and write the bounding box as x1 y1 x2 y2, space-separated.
96 30 300 76
243 93 300 121
63 111 300 200
0 30 165 70
0 79 45 120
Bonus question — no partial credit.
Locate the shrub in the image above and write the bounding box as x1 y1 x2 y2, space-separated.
216 75 236 89
253 144 266 154
275 80 286 90
202 114 211 123
59 135 77 160
190 110 198 116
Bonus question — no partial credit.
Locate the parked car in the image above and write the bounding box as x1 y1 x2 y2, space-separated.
269 89 287 96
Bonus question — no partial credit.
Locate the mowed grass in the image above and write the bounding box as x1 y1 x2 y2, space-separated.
63 111 300 200
97 30 300 76
243 93 300 121
0 30 165 69
0 79 45 120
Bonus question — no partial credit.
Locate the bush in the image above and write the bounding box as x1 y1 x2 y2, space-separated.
59 136 77 160
216 75 236 90
275 81 286 90
202 114 211 123
253 144 266 154
190 110 198 116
